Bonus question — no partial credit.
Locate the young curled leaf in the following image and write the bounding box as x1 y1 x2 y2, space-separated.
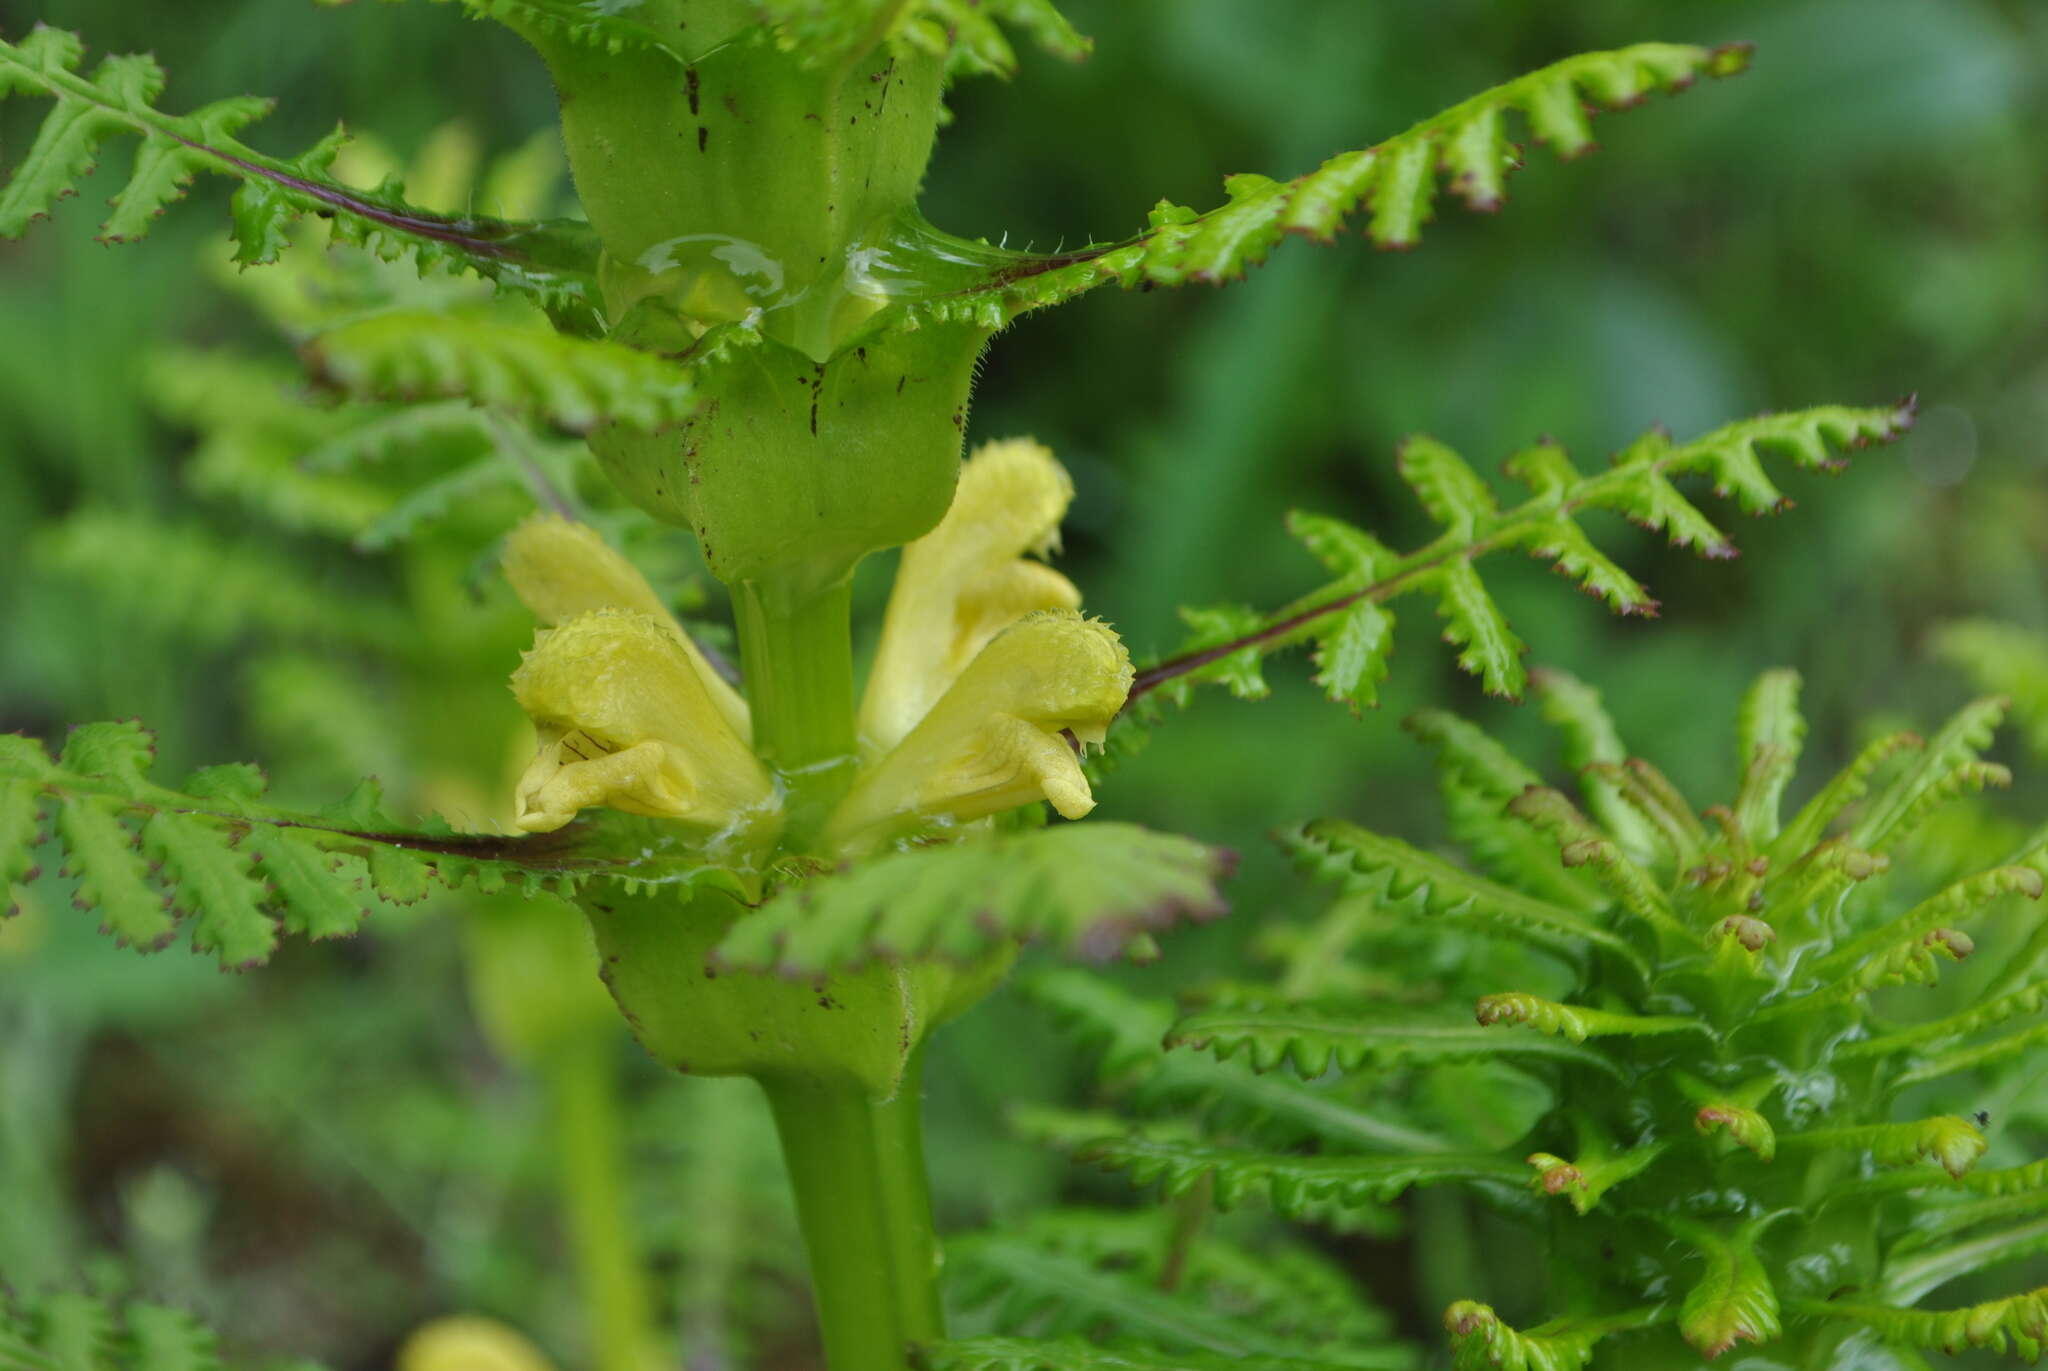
1444 1302 1661 1371
1695 1104 1777 1162
1666 1218 1782 1359
1778 1116 1988 1179
1789 1286 2048 1362
1473 992 1706 1044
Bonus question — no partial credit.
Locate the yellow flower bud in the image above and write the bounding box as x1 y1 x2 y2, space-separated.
504 514 749 739
859 438 1081 752
827 611 1131 849
510 610 775 837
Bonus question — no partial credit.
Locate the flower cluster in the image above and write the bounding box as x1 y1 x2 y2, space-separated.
502 439 1131 855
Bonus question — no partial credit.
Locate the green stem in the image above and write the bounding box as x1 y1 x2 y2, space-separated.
545 1038 656 1371
759 1051 945 1371
1158 1171 1213 1293
733 574 859 844
732 576 857 764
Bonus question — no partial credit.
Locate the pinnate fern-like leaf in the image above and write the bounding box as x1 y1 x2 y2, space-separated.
713 823 1231 975
1473 992 1709 1045
1894 1021 2048 1091
1778 1116 1988 1179
917 1340 1382 1371
424 0 700 60
1443 1303 1663 1371
1789 1287 2048 1362
1770 727 1922 865
912 43 1750 328
0 26 602 328
1530 670 1662 861
869 0 1091 79
35 512 405 650
1403 709 1611 910
1049 1125 1529 1215
1286 818 1643 975
1847 696 2009 853
1020 968 1178 1083
1029 972 1454 1156
1131 404 1911 712
1167 1004 1620 1079
436 0 1089 78
1937 621 2048 761
1504 787 1687 940
1817 864 2042 979
1733 669 1806 847
0 1288 270 1371
943 1213 1404 1367
302 312 699 434
1848 976 2048 1059
3 721 738 968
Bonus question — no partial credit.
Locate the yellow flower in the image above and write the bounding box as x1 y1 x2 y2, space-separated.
510 611 774 835
502 517 770 836
504 514 748 737
827 439 1129 849
497 441 1130 850
858 438 1082 754
826 610 1131 849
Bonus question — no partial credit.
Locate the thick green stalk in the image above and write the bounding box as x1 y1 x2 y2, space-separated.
759 1054 945 1371
733 563 946 1368
733 577 856 767
733 575 860 848
544 1038 657 1371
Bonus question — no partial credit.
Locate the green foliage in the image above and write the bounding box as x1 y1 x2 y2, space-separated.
1 720 738 968
1938 621 2048 760
1789 1287 2048 1362
424 0 1089 79
1029 671 2048 1366
1667 1218 1781 1358
302 310 698 433
1778 1116 1989 1178
0 26 601 328
1165 1004 1618 1078
4 1 2030 1366
763 0 1091 78
0 1289 260 1371
33 513 404 650
1022 970 1452 1158
1282 819 1639 974
1131 404 1912 711
1471 992 1706 1044
919 1339 1375 1371
1020 1109 1526 1216
909 43 1750 328
713 823 1233 975
939 1209 1408 1368
1442 1303 1660 1371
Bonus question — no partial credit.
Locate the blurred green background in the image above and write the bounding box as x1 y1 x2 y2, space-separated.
2 0 2045 1365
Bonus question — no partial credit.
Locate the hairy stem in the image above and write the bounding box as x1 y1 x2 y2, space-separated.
545 1038 656 1371
760 1053 945 1371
